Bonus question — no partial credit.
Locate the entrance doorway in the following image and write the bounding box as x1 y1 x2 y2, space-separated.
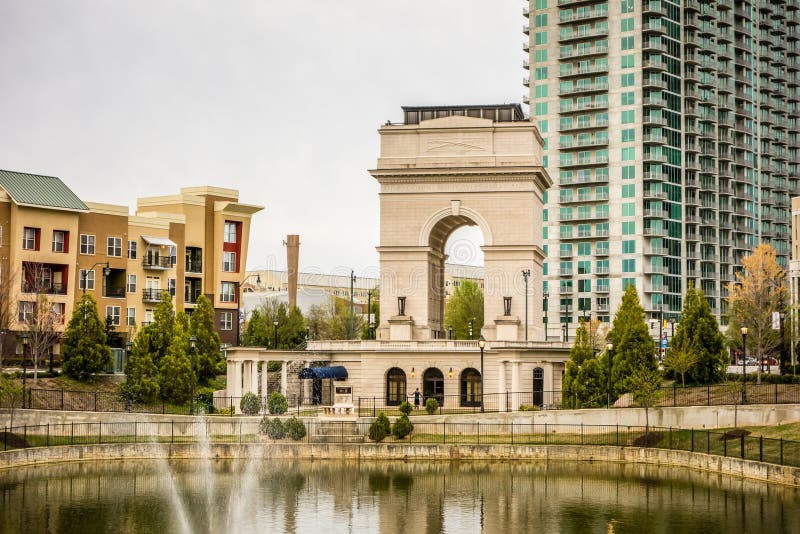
533 367 544 407
423 368 444 406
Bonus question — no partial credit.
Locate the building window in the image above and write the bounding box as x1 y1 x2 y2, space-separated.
107 237 122 257
80 234 95 255
127 274 137 293
52 230 68 253
220 281 236 302
386 368 407 406
168 278 176 297
222 252 237 272
126 307 136 326
79 269 95 290
106 306 121 326
22 227 39 250
220 311 233 330
128 240 137 259
224 222 237 243
18 301 35 323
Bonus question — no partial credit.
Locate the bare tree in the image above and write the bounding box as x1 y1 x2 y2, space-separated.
0 263 16 370
17 263 62 381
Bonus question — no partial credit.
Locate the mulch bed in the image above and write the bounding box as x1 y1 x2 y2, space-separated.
632 431 664 447
0 432 30 449
720 428 751 441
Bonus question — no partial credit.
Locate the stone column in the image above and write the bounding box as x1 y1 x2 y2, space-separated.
232 361 242 399
241 361 251 395
543 363 554 407
511 361 521 411
281 361 288 396
261 362 269 397
250 360 259 395
303 360 312 404
497 360 507 412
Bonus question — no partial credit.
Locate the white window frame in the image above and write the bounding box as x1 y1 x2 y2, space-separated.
223 222 237 243
22 227 37 250
52 230 66 253
168 278 176 297
52 302 65 323
220 281 236 302
127 274 137 293
126 307 136 326
80 234 95 255
107 237 122 257
222 251 237 272
79 269 95 291
128 240 137 259
220 311 233 330
18 301 35 323
106 305 121 326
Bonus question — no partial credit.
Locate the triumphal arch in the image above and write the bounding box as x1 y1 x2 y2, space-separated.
371 104 552 342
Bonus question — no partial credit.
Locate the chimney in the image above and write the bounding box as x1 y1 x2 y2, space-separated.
286 234 300 309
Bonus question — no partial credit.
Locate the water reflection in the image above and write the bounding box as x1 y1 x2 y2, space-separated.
0 459 798 533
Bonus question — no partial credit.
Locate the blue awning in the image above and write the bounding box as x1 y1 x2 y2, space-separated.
298 366 348 380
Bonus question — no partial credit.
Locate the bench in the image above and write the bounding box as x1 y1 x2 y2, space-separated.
322 404 355 416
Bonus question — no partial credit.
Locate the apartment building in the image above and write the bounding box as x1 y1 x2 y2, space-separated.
0 170 263 357
525 0 799 333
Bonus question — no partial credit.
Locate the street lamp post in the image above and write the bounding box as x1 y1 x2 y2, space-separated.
741 326 748 404
522 269 531 341
605 342 613 409
478 335 486 413
273 320 279 349
448 325 453 340
189 335 197 415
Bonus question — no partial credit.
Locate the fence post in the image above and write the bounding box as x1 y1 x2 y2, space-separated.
691 428 694 452
23 425 27 448
707 385 710 406
61 390 65 410
673 384 677 408
71 422 74 446
443 422 446 444
373 398 376 418
616 424 619 447
724 434 727 457
99 422 102 445
669 427 672 449
581 423 584 445
46 424 50 447
775 383 779 404
94 391 97 412
171 420 174 444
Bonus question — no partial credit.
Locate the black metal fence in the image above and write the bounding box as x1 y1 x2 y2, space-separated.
6 382 800 417
12 389 321 417
1 421 798 468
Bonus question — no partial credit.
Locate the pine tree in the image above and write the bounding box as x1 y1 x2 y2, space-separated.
569 320 594 365
562 320 607 408
607 285 657 396
279 305 307 349
243 308 269 346
671 282 726 384
189 294 222 382
148 291 176 368
158 317 193 404
61 294 112 381
123 328 160 403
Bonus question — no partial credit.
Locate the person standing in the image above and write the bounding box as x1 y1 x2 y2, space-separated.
414 388 421 410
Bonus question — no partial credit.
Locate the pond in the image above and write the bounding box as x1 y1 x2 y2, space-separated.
0 459 797 533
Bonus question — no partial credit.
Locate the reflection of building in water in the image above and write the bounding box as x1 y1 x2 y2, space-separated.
2 459 797 533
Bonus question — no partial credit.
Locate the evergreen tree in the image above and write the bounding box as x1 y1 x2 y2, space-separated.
61 294 112 381
671 282 726 384
562 320 607 408
189 294 222 382
279 305 307 349
628 367 663 431
607 285 657 396
148 292 176 368
159 317 193 404
123 328 160 403
443 280 484 339
243 308 269 346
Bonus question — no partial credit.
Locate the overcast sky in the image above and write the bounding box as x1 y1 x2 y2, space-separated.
0 0 522 277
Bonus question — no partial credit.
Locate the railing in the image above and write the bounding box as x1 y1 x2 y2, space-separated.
1 421 798 469
21 282 67 295
104 287 126 299
142 288 163 302
185 260 203 274
142 256 174 269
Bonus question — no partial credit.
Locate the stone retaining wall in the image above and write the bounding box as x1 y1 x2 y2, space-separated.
1 442 798 487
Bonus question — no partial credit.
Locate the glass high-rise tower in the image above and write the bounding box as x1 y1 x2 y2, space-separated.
525 0 797 335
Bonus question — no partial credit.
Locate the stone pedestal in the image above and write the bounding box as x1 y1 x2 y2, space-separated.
388 315 414 341
494 316 521 341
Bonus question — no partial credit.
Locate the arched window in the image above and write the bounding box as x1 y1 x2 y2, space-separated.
423 368 445 406
533 367 544 407
460 368 482 407
386 368 407 406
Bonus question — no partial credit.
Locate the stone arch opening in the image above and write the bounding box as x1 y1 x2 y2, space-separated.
459 367 482 407
422 367 444 406
533 367 544 407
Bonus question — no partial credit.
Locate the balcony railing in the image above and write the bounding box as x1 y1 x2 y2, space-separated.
142 289 164 302
104 287 126 299
185 260 203 274
142 256 175 270
21 282 67 295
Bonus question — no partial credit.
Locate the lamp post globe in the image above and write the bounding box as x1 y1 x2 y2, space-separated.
273 320 279 349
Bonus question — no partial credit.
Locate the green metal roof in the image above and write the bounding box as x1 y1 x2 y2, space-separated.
0 169 88 212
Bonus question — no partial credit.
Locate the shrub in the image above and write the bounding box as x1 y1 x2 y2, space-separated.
519 404 540 411
392 414 413 439
425 397 439 415
369 413 391 442
260 417 285 439
267 392 288 414
196 388 215 414
284 417 307 441
398 401 412 416
240 392 261 415
215 407 234 416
